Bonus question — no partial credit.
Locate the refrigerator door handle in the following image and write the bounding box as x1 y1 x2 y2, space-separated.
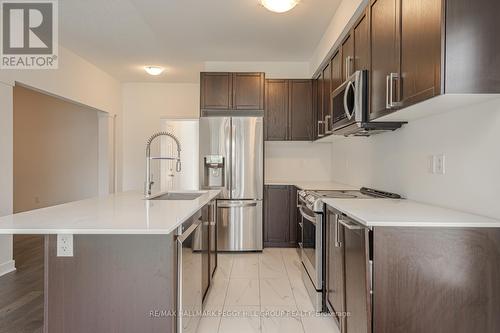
230 123 236 196
218 200 258 208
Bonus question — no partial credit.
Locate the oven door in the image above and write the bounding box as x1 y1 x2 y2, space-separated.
299 205 322 290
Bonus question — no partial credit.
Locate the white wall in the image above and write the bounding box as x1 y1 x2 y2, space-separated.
121 83 200 191
331 99 500 219
265 142 333 182
13 86 100 213
160 119 199 191
204 61 310 79
309 0 366 76
0 46 122 275
0 82 15 276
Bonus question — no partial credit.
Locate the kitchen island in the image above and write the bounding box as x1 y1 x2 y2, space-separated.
0 190 220 333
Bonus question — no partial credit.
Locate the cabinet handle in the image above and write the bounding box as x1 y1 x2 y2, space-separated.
324 115 332 134
334 214 342 248
317 120 325 137
386 72 401 109
345 56 352 78
385 74 391 109
389 72 401 108
338 217 364 230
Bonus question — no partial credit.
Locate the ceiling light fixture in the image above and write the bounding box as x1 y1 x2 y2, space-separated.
144 66 165 76
260 0 299 13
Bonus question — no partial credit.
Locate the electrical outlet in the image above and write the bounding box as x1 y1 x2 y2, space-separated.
435 154 446 174
57 234 74 257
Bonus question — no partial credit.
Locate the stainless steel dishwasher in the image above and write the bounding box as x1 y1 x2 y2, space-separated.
177 211 203 333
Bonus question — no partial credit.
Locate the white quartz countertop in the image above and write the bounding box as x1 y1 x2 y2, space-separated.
265 180 356 191
0 190 220 234
323 198 500 228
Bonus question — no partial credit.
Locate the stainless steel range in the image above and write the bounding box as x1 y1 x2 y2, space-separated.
297 187 401 312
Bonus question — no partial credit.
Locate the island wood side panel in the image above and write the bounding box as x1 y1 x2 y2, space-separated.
44 234 176 333
373 227 500 333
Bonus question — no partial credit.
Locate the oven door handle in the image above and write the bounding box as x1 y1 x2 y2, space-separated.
299 207 317 224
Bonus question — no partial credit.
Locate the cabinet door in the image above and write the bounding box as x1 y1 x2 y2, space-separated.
264 185 290 246
369 0 400 120
344 223 371 333
331 50 342 93
200 72 232 110
326 209 346 331
400 0 442 107
265 80 289 141
233 73 265 110
322 62 332 134
289 80 313 141
315 73 324 138
342 33 354 81
354 11 370 72
374 227 500 333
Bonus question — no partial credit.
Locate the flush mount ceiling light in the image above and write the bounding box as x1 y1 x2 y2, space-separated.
260 0 300 13
144 66 165 76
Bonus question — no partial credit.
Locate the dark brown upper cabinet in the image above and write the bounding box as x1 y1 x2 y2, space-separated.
369 0 400 120
232 72 265 110
331 50 343 93
265 79 289 141
368 0 500 120
322 62 332 135
315 72 324 139
399 0 442 107
200 72 233 110
369 0 441 119
353 10 370 72
445 0 500 93
265 79 313 142
289 80 314 141
200 72 265 113
341 33 354 81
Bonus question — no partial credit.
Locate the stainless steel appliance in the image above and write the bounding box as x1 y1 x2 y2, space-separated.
199 117 263 251
330 70 406 137
297 187 401 312
176 211 203 333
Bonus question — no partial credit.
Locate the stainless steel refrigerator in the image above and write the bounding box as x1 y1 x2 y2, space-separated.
199 117 263 251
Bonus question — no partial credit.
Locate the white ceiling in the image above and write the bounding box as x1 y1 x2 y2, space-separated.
59 0 342 82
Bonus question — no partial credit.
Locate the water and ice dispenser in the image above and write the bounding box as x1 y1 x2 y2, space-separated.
203 155 224 187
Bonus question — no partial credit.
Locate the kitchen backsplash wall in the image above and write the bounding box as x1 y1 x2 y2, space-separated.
331 98 500 219
266 141 333 182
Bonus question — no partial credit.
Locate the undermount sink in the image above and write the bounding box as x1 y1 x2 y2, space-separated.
146 191 206 200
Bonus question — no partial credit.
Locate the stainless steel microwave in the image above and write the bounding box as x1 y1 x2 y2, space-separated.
330 70 405 136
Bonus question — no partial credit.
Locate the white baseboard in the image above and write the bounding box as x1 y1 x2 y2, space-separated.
0 259 16 277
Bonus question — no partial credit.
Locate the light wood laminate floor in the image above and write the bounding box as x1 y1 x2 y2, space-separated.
0 235 44 333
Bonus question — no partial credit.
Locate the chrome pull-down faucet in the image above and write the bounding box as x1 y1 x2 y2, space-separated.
145 131 182 196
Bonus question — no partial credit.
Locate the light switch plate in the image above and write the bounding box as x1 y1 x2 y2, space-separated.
57 234 74 257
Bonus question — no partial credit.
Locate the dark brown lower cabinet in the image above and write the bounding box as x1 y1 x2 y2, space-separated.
373 227 500 333
264 185 299 248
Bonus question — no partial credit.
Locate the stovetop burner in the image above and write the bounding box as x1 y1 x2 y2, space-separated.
299 187 402 212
